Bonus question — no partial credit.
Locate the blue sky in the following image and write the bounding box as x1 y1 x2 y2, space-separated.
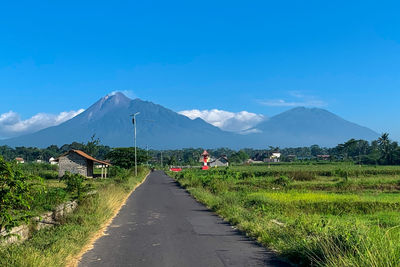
0 1 399 140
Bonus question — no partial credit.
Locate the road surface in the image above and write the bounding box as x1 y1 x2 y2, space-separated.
79 171 289 267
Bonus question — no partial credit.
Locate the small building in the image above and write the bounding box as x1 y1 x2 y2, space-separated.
15 157 25 164
57 150 111 178
264 152 281 163
36 159 43 163
49 157 58 165
317 155 331 161
209 156 229 167
271 152 281 159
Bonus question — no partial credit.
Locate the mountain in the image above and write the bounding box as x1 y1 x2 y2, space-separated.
0 94 379 148
246 107 379 147
0 93 237 149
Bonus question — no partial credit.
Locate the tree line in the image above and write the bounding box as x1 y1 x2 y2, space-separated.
0 135 112 162
1 133 399 166
145 133 400 165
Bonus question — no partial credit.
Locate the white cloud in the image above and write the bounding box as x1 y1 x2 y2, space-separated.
179 109 266 132
0 109 85 139
259 91 327 107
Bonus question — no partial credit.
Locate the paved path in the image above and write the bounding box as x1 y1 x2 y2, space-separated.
79 171 289 267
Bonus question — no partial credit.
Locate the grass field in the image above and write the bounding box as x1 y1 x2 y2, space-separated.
170 163 400 266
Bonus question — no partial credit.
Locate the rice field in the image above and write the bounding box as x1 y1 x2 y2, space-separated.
170 163 400 266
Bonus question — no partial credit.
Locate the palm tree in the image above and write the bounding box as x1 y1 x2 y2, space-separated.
378 133 389 146
337 139 357 160
378 133 392 164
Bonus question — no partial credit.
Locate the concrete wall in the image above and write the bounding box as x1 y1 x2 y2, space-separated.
59 152 92 177
0 201 78 246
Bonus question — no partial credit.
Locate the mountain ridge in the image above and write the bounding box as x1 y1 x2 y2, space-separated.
0 93 379 148
246 106 379 147
0 93 237 149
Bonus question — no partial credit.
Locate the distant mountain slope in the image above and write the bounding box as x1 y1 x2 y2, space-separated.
247 107 379 147
0 93 237 149
0 94 379 148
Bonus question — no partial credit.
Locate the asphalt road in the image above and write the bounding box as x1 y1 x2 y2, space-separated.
79 171 289 267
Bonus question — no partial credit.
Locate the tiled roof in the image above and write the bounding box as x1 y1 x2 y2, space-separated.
57 150 111 166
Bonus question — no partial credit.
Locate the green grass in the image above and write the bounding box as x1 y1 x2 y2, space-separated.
170 164 400 266
18 162 59 180
0 167 148 267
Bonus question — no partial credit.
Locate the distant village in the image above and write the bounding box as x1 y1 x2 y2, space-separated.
12 148 332 174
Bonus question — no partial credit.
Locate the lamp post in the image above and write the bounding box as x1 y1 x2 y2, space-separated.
131 112 140 176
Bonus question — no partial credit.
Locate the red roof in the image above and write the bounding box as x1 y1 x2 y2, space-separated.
201 150 209 156
57 150 111 166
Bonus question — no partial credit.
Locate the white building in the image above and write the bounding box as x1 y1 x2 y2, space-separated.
271 152 281 159
49 157 58 165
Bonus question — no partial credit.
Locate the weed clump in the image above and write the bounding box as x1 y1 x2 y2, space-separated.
290 171 316 181
273 175 292 187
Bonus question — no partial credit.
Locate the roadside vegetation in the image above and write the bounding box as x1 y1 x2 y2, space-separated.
0 156 148 267
170 163 400 266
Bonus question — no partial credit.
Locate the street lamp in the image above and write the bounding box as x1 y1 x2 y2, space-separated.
130 112 140 176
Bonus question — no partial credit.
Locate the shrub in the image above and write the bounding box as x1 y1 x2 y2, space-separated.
273 175 292 187
113 168 131 184
108 166 123 178
0 156 34 234
290 171 316 181
30 187 68 211
335 169 349 180
63 172 85 199
39 170 58 180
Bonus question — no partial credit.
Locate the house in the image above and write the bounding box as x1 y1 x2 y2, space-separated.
317 155 331 161
264 152 281 163
57 150 111 178
271 152 281 159
15 157 25 164
49 157 58 165
36 159 43 163
209 156 229 167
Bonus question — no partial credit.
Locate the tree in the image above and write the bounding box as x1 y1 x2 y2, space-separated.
378 133 394 164
83 134 100 157
230 150 249 164
167 155 177 166
310 145 323 157
106 147 151 169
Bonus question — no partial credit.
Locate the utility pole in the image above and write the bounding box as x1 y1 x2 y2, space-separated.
161 151 163 167
130 112 140 176
146 144 149 165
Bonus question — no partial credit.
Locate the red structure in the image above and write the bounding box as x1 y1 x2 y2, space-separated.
201 150 210 170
